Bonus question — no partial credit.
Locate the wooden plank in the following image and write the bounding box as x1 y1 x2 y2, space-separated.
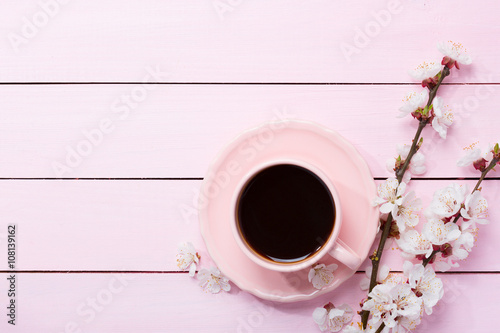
0 179 497 272
1 84 498 178
0 0 499 83
0 272 496 332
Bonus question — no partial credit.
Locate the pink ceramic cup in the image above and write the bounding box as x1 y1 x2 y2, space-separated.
230 159 361 273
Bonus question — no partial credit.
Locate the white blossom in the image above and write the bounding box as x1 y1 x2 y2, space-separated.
308 263 338 289
362 283 422 329
403 261 444 315
431 97 453 139
451 228 477 261
426 183 467 219
313 303 354 332
422 218 461 246
197 267 231 293
366 276 424 332
457 148 482 167
373 178 406 214
408 61 441 81
461 191 489 230
360 265 390 290
408 151 427 176
437 41 472 66
386 144 426 182
433 253 460 272
458 143 496 168
392 191 422 232
398 90 429 118
176 242 200 277
395 229 433 259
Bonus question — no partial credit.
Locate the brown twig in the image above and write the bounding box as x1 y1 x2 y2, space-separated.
375 323 386 333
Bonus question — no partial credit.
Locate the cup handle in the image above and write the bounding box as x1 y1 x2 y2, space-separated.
328 239 361 271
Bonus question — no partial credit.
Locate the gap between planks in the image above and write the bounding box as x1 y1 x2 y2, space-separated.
0 82 499 85
0 177 499 181
1 271 498 274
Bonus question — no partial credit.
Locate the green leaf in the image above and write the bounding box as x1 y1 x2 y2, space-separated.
494 143 499 154
422 106 430 116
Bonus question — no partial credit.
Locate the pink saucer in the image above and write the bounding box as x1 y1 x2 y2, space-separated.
199 120 379 302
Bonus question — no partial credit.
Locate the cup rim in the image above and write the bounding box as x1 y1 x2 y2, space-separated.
230 158 342 272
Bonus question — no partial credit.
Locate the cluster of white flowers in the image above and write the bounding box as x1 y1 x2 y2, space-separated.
394 183 489 272
399 90 453 139
364 176 453 330
386 143 426 183
373 178 422 233
398 41 472 141
175 41 491 332
325 42 484 333
370 145 494 333
361 261 444 332
176 242 231 294
313 303 355 332
363 279 423 331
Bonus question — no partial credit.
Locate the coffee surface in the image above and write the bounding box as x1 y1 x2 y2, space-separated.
237 164 335 263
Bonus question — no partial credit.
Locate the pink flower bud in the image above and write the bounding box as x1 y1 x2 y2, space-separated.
473 158 487 171
440 243 453 258
422 76 439 89
441 56 459 69
324 302 335 311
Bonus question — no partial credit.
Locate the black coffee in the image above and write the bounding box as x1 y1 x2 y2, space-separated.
237 164 335 263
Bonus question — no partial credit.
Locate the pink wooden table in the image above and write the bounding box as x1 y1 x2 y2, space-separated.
1 1 499 332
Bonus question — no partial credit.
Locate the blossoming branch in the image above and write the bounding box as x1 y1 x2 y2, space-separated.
314 41 497 333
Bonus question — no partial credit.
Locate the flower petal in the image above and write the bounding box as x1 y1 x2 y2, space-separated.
457 148 481 167
360 278 370 291
188 262 197 277
380 202 394 214
312 307 327 325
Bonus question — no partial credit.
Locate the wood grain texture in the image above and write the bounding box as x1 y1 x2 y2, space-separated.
0 179 498 272
1 84 499 178
0 272 496 332
0 0 499 83
0 0 498 332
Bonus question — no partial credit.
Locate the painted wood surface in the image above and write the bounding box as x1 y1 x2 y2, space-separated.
1 84 498 178
1 1 500 83
0 273 496 332
0 179 498 272
0 0 498 332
